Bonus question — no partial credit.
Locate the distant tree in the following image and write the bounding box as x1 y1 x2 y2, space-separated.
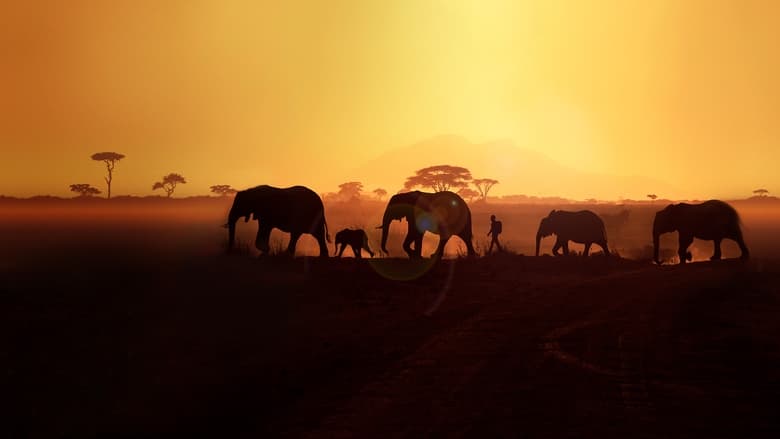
337 181 363 201
472 178 499 202
91 152 125 199
404 165 472 192
372 188 388 201
69 183 101 197
457 187 479 202
210 184 237 197
647 194 658 202
153 173 187 198
753 188 769 197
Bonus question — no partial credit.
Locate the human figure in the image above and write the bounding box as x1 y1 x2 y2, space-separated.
487 214 503 254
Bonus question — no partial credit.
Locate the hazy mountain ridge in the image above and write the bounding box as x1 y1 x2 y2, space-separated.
349 135 677 200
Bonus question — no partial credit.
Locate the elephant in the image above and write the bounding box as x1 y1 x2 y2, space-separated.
535 210 609 257
334 228 375 258
652 200 749 265
226 185 330 257
378 190 476 259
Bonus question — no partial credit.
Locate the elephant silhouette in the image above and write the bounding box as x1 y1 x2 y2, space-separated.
334 228 374 258
226 185 330 257
535 210 609 257
652 200 749 264
378 190 476 259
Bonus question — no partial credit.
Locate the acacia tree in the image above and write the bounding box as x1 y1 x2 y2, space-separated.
337 181 363 201
91 152 125 199
153 173 187 198
753 188 769 197
457 187 479 202
69 183 101 197
472 178 499 202
404 165 472 192
372 188 388 200
647 194 658 202
210 185 237 196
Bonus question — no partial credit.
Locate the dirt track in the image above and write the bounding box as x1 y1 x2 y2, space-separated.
3 255 780 438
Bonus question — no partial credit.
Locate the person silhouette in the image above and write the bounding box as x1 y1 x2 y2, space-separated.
487 214 503 254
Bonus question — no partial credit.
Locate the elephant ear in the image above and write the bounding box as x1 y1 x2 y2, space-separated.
548 209 557 217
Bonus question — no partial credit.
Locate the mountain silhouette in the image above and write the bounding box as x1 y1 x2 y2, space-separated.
350 135 676 200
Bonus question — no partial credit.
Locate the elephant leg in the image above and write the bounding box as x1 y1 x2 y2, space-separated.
711 239 722 261
432 235 450 258
255 224 272 254
466 236 477 256
351 244 362 259
562 240 570 256
583 242 592 257
337 243 346 258
316 228 329 258
402 234 415 257
598 240 610 256
678 234 693 264
287 232 301 256
552 238 562 256
414 235 424 258
365 244 375 258
731 228 750 260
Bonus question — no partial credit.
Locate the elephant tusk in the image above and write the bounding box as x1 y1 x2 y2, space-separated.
376 225 384 229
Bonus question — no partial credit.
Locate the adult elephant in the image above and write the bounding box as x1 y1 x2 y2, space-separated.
652 200 749 265
226 185 330 257
535 210 609 257
378 190 476 258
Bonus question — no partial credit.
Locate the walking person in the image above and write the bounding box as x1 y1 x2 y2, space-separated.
487 214 503 254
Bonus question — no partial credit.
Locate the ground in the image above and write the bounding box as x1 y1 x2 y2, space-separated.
2 200 780 437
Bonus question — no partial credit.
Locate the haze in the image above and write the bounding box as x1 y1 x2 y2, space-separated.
1 0 778 199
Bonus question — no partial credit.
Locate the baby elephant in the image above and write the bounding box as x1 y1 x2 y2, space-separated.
535 210 609 257
334 228 375 258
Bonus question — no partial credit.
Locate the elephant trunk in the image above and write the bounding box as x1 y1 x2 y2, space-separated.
535 230 542 257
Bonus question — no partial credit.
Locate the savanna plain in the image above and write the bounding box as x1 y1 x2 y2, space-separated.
3 197 780 438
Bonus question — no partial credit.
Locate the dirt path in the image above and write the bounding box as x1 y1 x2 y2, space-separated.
274 263 780 438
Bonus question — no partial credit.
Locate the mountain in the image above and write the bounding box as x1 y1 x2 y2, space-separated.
349 135 676 200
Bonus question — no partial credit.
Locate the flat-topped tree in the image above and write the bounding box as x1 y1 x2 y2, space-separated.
91 152 125 199
472 178 499 202
153 173 187 198
210 185 237 197
69 183 102 197
753 188 769 197
404 165 472 192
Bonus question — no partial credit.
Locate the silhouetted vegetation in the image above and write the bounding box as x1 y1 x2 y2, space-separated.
210 185 237 197
647 194 658 202
753 188 770 197
372 188 388 200
472 178 499 202
337 181 363 201
457 187 479 202
90 152 125 199
69 183 101 197
404 165 472 192
153 173 187 198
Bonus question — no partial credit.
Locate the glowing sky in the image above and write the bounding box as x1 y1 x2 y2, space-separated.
1 0 778 199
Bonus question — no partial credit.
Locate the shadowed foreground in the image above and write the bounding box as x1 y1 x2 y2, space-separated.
3 254 780 438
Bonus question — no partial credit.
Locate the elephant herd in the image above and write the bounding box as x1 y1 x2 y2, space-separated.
226 185 750 265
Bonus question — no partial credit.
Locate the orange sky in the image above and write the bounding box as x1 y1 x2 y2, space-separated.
1 0 778 199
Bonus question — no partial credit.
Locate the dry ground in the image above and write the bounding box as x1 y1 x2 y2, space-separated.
2 202 780 438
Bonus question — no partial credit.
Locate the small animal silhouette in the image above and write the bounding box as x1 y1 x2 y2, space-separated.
535 210 609 257
334 228 375 258
652 200 749 264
